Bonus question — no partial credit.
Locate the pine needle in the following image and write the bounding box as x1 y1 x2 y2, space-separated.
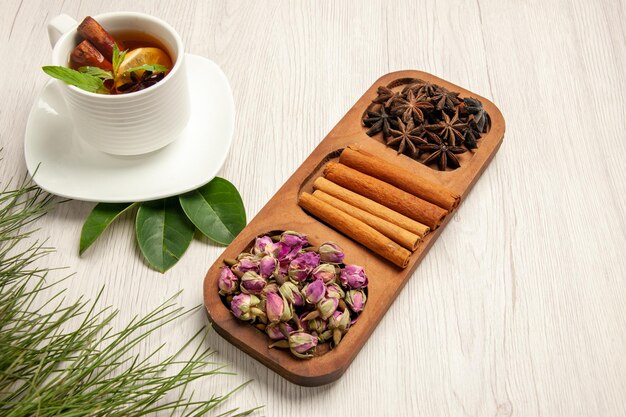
0 177 261 416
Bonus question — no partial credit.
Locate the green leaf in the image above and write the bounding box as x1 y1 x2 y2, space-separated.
179 178 247 245
42 66 108 93
79 202 135 255
124 63 169 75
78 66 113 80
112 44 127 76
136 198 195 273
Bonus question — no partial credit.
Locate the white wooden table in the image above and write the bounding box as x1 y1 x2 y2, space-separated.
2 0 625 415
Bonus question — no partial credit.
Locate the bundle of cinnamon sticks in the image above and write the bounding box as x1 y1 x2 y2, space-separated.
298 146 460 268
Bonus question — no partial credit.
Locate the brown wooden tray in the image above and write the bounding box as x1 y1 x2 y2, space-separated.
203 70 505 387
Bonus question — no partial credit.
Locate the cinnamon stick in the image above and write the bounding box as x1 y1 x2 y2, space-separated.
77 16 125 62
324 162 448 229
313 190 420 251
313 177 430 237
298 193 411 268
340 146 460 210
69 40 113 71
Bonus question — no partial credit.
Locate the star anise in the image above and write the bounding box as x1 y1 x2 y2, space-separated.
419 134 467 171
363 105 393 138
390 90 433 123
424 110 467 146
430 86 461 111
373 86 400 107
387 118 427 157
404 81 441 98
116 71 165 93
461 97 491 133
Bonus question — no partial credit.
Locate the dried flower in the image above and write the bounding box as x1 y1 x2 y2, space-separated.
230 293 263 321
328 309 351 346
325 282 345 299
311 263 337 284
288 251 320 283
240 271 267 295
288 332 318 359
253 235 277 256
218 267 238 295
265 292 292 324
317 296 339 320
318 242 345 264
302 278 326 305
306 317 327 335
281 231 308 248
265 322 294 340
262 282 279 295
259 255 278 278
279 281 305 307
340 264 368 289
345 289 367 313
234 255 259 274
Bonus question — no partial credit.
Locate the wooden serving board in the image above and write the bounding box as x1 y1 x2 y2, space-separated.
203 70 505 387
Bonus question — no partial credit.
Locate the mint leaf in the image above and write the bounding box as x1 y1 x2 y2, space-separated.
78 66 113 80
42 66 108 94
124 64 169 75
112 44 127 76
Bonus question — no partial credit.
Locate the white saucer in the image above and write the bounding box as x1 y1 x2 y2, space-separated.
24 54 234 202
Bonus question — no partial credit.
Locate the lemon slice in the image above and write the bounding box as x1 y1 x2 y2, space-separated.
114 47 172 89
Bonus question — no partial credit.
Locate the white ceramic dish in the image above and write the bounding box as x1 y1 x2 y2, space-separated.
24 53 234 202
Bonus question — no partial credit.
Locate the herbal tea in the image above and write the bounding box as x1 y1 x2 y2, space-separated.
43 16 173 94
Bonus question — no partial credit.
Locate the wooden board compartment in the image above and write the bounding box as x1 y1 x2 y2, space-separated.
203 70 506 386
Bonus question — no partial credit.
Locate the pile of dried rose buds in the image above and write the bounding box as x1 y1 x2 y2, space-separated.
218 231 368 359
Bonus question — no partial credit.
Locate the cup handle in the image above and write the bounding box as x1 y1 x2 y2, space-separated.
47 14 77 48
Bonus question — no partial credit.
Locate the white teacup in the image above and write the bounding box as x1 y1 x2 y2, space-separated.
47 12 190 156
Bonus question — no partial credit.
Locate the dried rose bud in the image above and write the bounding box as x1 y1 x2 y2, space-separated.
262 282 279 295
265 322 294 340
240 271 267 295
218 266 238 295
325 282 345 299
311 263 337 284
339 264 368 289
259 255 278 279
328 309 351 346
317 296 339 320
230 293 263 321
265 291 292 324
279 281 305 307
318 242 345 264
253 235 278 256
302 278 326 305
288 331 318 358
234 255 259 274
307 317 327 335
281 231 309 248
345 289 367 313
288 251 320 283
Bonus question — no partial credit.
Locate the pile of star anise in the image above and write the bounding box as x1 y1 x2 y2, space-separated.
362 78 491 171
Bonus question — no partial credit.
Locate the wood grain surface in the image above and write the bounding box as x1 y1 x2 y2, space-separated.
1 0 625 415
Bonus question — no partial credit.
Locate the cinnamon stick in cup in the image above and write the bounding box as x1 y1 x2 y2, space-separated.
313 190 421 251
298 193 411 268
313 177 430 237
339 146 460 210
324 162 448 229
77 16 125 62
69 40 113 71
